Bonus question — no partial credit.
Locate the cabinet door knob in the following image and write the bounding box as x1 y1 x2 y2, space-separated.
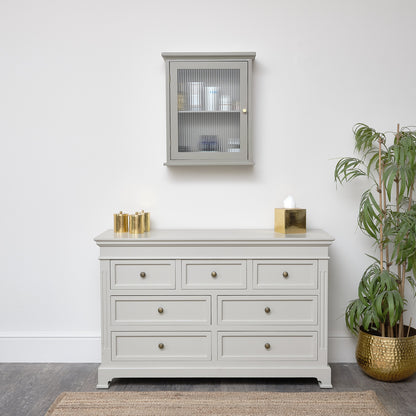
158 307 164 314
282 271 289 278
264 307 271 314
264 343 271 350
158 343 164 350
211 271 217 278
140 272 146 278
242 108 247 114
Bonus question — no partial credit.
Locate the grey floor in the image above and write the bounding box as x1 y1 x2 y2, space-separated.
0 363 415 416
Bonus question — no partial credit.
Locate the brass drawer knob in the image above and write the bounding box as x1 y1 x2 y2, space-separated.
264 343 271 350
282 271 289 278
140 272 146 278
158 307 164 314
211 271 217 278
264 307 271 314
158 343 164 350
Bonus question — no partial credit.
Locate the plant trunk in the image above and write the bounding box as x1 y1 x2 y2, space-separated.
395 124 405 338
383 176 390 270
399 264 405 337
378 136 390 336
381 322 385 337
378 137 384 271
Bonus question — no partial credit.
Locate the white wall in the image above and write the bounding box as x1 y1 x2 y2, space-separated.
1 0 415 363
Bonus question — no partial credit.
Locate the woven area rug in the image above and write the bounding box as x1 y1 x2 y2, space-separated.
45 391 389 416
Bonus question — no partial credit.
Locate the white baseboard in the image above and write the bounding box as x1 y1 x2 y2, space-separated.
0 333 357 363
0 333 101 363
328 335 356 363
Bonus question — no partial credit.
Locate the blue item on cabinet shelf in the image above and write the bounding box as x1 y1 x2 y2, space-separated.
199 135 219 152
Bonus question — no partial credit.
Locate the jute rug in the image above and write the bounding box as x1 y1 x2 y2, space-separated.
45 391 389 416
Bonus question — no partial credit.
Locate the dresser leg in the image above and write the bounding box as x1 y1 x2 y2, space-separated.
317 374 332 388
96 371 111 389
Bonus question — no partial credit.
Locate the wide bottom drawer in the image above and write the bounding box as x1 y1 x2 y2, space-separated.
218 332 317 361
112 332 211 361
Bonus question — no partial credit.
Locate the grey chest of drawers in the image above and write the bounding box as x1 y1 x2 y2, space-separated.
94 229 334 388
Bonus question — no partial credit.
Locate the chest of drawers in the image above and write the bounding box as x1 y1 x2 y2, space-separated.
94 229 333 388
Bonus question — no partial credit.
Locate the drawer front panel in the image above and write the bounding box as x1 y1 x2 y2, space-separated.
111 260 175 290
112 332 211 361
253 260 317 290
182 260 246 289
218 296 317 325
111 296 211 325
219 332 317 361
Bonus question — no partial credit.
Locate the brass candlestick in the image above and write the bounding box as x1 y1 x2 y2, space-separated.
144 212 150 232
114 211 128 233
129 212 145 234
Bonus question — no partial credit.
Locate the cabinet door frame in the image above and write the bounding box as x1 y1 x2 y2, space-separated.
163 54 254 166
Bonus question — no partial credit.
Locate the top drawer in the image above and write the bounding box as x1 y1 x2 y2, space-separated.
253 260 317 290
111 260 175 290
182 260 246 289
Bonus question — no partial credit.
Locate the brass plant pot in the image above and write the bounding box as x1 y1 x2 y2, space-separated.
356 327 416 382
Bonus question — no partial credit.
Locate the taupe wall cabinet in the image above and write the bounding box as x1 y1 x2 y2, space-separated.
95 229 334 388
162 53 255 166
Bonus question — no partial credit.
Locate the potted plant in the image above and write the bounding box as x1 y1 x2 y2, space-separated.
334 123 416 381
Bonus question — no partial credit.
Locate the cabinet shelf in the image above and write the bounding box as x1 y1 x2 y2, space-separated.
162 52 255 166
178 111 242 114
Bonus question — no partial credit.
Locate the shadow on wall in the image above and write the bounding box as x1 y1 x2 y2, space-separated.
166 165 257 184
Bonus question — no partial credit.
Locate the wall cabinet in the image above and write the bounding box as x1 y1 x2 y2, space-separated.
95 229 333 388
162 53 255 166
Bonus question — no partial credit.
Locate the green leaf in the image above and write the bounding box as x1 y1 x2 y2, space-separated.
375 293 384 318
362 311 372 331
345 300 360 334
367 151 381 176
358 190 381 239
383 164 398 202
387 291 395 325
353 123 381 152
334 157 365 184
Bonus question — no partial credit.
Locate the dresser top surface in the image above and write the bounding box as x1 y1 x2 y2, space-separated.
95 229 334 245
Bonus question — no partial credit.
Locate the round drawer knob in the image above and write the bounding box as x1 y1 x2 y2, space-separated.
158 307 164 314
282 271 289 278
211 271 217 278
264 343 271 350
140 272 146 278
158 343 164 350
264 307 271 314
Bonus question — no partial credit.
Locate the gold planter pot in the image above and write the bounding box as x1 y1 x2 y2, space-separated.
356 327 416 382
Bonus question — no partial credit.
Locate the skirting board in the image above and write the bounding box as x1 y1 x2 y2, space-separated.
0 333 356 363
0 333 101 363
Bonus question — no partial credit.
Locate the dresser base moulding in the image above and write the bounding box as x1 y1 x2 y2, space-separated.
97 366 333 389
95 229 334 389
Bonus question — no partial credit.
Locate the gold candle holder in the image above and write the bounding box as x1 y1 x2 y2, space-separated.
144 212 150 232
114 211 128 233
274 208 306 234
129 212 145 234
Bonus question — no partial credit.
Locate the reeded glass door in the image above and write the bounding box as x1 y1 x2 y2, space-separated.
169 61 248 162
